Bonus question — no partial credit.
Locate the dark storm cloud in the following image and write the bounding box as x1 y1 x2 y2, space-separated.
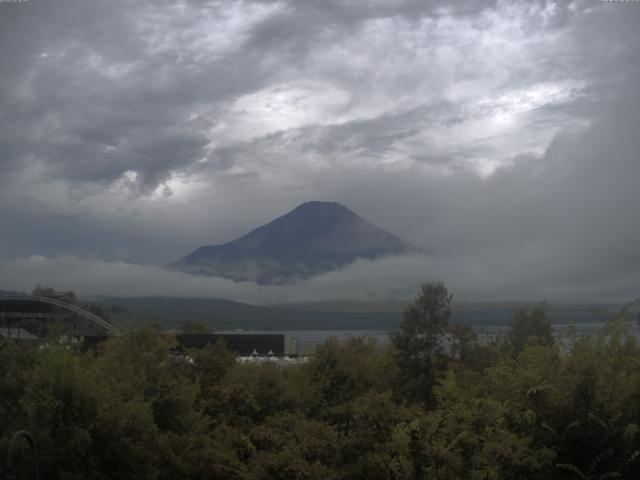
0 0 276 190
1 0 640 301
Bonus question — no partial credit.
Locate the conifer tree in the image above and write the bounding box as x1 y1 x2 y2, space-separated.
391 281 452 407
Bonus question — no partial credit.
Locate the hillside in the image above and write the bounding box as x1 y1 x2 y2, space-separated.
91 295 617 331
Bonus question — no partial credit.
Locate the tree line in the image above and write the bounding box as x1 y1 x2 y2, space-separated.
1 282 639 479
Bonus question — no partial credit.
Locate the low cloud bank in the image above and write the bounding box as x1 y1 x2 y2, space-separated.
2 253 638 305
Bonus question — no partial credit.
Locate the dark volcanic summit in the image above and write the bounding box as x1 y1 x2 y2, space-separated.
169 201 419 284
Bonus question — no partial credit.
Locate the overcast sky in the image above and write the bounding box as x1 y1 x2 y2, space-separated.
1 0 639 302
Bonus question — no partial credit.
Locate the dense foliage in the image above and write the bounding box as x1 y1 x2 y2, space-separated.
1 284 640 479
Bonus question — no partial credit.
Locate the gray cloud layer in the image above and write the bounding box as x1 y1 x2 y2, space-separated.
1 0 639 302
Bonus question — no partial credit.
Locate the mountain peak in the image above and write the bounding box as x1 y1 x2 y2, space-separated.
297 200 341 208
297 200 343 207
289 201 350 214
170 201 420 284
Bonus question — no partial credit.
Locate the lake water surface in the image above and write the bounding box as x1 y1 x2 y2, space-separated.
221 322 640 355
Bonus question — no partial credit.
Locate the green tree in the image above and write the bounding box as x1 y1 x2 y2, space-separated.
179 319 211 334
391 282 452 407
337 391 412 480
299 336 390 435
192 339 237 419
507 306 553 355
248 413 340 480
448 323 501 372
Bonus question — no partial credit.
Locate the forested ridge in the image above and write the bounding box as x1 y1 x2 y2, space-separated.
1 283 639 479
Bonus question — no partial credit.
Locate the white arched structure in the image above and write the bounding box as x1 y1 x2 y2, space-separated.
0 293 119 335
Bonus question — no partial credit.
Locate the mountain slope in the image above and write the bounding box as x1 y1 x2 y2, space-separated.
169 201 419 283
